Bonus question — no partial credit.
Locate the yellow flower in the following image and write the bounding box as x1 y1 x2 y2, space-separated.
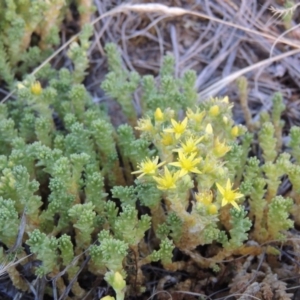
213 138 231 157
164 117 188 139
231 126 239 137
161 132 174 146
153 166 180 190
30 81 42 95
135 118 153 132
186 108 205 123
216 179 243 210
169 152 202 177
132 156 165 178
173 136 203 155
209 105 220 117
154 108 164 122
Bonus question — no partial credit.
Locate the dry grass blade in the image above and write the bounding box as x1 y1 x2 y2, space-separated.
0 255 31 278
270 22 300 58
226 293 261 300
198 48 300 101
2 2 300 103
269 3 300 18
57 255 90 300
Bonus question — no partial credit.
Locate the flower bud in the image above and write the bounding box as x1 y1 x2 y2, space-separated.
154 108 164 122
209 105 220 117
30 81 42 95
165 108 175 120
213 138 231 157
161 132 174 146
135 118 153 132
222 96 229 103
208 204 218 215
112 271 126 291
195 190 213 205
205 123 213 134
101 296 115 300
231 126 239 137
17 83 25 90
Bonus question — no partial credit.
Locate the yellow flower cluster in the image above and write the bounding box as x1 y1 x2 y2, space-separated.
132 102 244 210
132 112 203 190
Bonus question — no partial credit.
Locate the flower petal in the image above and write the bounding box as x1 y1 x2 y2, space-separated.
190 168 202 174
234 192 244 200
216 183 224 194
182 117 188 127
221 198 228 207
171 119 178 127
164 128 174 133
178 169 188 177
231 201 240 211
131 170 142 174
226 179 232 190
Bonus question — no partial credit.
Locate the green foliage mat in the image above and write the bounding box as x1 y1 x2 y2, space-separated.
0 14 299 300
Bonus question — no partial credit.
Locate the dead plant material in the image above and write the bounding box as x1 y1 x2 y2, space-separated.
85 0 300 129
